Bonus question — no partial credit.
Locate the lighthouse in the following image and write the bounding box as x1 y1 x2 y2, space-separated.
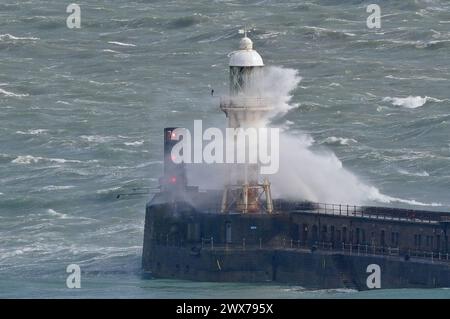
220 31 273 214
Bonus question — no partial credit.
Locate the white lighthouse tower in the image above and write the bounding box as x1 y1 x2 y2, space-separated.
220 31 273 214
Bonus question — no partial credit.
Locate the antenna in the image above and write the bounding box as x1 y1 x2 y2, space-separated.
238 26 250 37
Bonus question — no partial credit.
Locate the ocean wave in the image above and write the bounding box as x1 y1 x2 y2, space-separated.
349 38 450 50
368 187 441 207
111 16 163 29
16 129 48 135
21 16 64 30
136 161 163 168
81 135 116 143
302 26 356 40
47 209 69 219
96 186 121 195
108 41 137 47
415 39 450 49
168 14 209 29
385 74 447 81
102 49 120 54
56 100 71 105
0 34 39 41
322 137 357 146
382 96 445 108
0 88 28 98
11 155 82 165
256 30 286 40
397 169 430 177
124 140 144 146
40 185 76 191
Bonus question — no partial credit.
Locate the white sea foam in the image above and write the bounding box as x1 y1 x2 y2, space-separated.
303 26 356 38
41 185 76 191
96 186 121 194
47 209 69 219
0 88 29 98
16 129 48 135
124 140 144 146
11 155 82 165
103 49 120 53
383 96 444 108
108 41 136 47
56 100 71 105
322 136 357 146
367 188 441 207
81 135 116 143
398 169 430 177
0 34 39 41
136 161 163 168
385 75 447 81
257 30 286 40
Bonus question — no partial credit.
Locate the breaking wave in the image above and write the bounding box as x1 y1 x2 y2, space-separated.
81 135 116 143
398 169 430 177
0 34 39 41
40 185 76 191
124 140 144 146
383 96 445 108
321 136 357 146
16 129 48 135
11 155 83 165
108 41 137 47
260 68 440 207
47 209 69 219
0 88 28 98
367 188 442 207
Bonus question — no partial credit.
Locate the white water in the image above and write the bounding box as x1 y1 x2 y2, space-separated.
383 96 444 108
260 68 440 206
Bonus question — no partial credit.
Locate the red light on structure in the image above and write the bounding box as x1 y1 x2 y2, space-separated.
170 176 177 184
171 155 177 162
171 132 177 140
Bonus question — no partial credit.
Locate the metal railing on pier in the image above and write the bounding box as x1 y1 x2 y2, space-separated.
273 201 445 224
153 234 450 264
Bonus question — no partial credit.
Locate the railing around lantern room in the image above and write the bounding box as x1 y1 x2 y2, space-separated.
219 96 273 111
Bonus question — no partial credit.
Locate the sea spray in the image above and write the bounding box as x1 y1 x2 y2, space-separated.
240 66 302 124
249 67 438 206
187 66 440 206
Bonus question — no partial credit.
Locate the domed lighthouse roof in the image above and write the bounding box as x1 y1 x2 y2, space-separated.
229 36 264 67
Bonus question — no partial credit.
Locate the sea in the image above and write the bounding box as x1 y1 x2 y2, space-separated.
0 0 449 298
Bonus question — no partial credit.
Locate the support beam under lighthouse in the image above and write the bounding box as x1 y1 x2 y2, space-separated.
220 32 273 214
